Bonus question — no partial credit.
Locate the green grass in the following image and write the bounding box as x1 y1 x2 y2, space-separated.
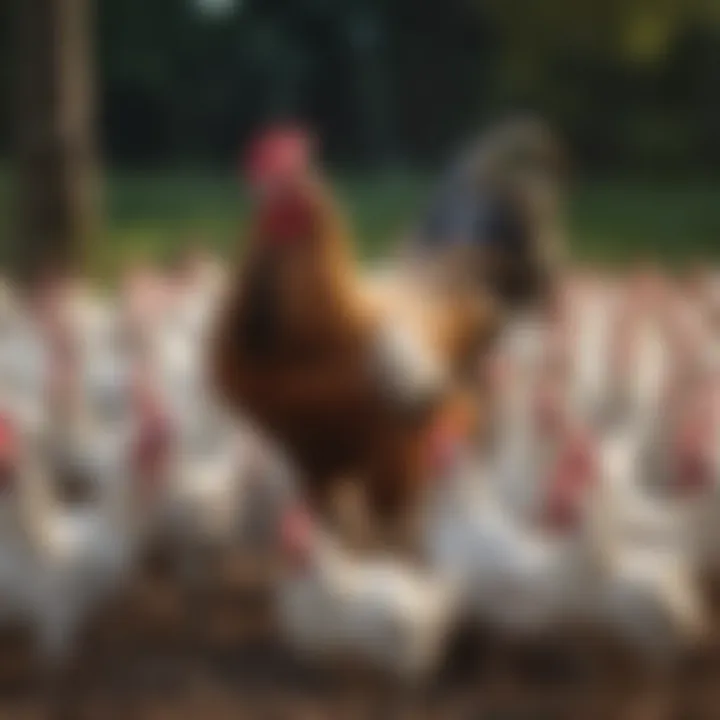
569 180 720 267
104 172 428 265
3 171 720 274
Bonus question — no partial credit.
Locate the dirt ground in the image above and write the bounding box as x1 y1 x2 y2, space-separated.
2 548 720 720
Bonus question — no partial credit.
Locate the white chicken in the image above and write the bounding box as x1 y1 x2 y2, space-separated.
655 376 720 573
427 413 705 658
159 409 249 562
596 427 688 549
565 281 619 425
276 504 458 680
0 313 50 437
425 431 607 637
32 431 137 661
164 266 224 346
151 315 208 430
22 350 144 662
562 427 706 659
483 334 572 522
0 415 52 641
0 406 132 664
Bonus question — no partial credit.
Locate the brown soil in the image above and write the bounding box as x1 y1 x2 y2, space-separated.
1 549 720 720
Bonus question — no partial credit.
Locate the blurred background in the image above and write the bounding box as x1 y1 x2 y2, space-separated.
1 0 720 274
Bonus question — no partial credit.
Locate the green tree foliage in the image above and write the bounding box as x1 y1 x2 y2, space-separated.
478 0 720 173
2 0 719 174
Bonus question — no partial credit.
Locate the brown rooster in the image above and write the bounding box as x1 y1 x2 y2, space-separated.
211 127 495 534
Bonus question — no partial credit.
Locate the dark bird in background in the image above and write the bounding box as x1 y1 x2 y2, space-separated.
409 117 568 310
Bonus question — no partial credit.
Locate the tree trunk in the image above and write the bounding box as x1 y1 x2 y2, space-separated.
12 0 101 283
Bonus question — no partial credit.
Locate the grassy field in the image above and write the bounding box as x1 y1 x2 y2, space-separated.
2 171 720 274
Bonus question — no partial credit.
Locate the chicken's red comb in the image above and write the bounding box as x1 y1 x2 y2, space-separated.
544 430 598 525
484 352 511 390
675 451 712 494
672 411 715 492
427 422 462 478
532 383 565 437
0 415 17 493
132 405 173 488
563 431 597 480
279 504 314 566
0 415 16 459
243 126 312 188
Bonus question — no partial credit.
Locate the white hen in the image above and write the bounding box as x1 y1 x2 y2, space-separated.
276 505 458 680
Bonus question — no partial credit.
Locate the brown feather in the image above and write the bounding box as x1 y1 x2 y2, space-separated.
211 174 495 535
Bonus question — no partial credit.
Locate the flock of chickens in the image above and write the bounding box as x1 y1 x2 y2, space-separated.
1 122 720 691
0 256 269 665
275 263 720 680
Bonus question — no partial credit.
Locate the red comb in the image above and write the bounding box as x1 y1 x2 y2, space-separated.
544 431 597 530
0 415 17 461
564 431 596 478
279 504 314 568
673 413 715 493
426 401 473 478
675 451 711 493
243 126 312 188
485 352 511 390
428 424 461 478
532 384 565 437
611 316 634 373
132 418 172 489
131 384 173 487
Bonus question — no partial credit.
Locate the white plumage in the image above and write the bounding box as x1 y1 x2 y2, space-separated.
276 506 458 679
0 265 717 675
